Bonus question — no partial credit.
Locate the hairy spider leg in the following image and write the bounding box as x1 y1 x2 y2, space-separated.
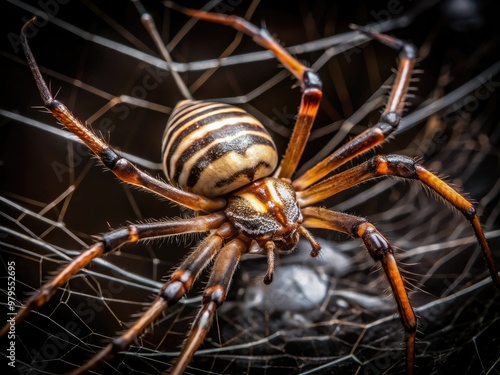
297 154 500 289
69 222 238 375
20 18 225 213
293 25 417 190
170 237 248 375
0 212 226 337
302 207 416 374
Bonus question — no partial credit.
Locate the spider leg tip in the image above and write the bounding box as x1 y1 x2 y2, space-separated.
263 274 273 285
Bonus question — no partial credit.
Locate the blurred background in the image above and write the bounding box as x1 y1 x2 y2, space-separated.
1 0 499 374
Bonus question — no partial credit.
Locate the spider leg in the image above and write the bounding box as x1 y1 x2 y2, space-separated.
20 18 225 213
169 4 323 179
0 213 226 338
264 241 277 285
302 207 416 374
293 26 417 190
170 237 247 375
298 154 500 288
69 222 237 375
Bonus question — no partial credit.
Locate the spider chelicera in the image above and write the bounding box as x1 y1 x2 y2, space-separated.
2 2 499 375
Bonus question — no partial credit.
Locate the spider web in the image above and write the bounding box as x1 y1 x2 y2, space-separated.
1 1 500 374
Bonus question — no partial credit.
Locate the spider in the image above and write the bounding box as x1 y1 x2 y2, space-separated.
2 2 499 375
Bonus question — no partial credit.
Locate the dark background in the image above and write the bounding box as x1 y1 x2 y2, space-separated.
1 0 499 374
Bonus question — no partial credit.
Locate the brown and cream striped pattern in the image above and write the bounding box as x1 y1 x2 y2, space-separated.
162 100 278 197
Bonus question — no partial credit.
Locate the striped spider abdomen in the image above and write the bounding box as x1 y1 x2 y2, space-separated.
162 99 278 197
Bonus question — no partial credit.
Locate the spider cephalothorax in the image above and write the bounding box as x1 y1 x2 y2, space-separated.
225 178 303 252
3 2 499 375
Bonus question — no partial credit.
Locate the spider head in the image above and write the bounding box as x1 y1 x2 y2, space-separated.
225 177 302 252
